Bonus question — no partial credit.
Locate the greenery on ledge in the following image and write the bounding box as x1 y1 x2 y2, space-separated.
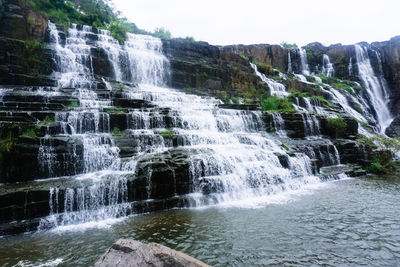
21 128 37 138
0 133 15 153
29 0 173 45
158 130 175 135
261 96 295 112
254 62 273 75
327 116 348 138
357 134 400 174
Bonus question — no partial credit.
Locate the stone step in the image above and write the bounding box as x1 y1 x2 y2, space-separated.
0 102 65 111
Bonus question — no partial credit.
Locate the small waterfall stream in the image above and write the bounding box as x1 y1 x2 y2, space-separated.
322 54 334 77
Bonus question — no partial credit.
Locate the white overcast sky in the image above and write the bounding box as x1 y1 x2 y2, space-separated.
112 0 400 46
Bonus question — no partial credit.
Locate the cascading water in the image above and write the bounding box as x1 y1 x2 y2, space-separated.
299 48 310 76
251 63 288 97
355 44 393 133
37 21 348 230
321 54 334 77
287 51 293 73
39 23 125 229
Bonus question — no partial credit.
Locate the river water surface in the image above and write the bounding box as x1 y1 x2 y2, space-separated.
1 176 399 267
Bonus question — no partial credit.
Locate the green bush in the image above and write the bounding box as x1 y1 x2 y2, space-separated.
288 90 309 99
112 127 122 136
332 82 355 96
109 20 130 45
315 74 328 83
261 96 295 112
239 52 249 61
38 115 55 126
153 27 172 39
68 101 79 108
0 133 15 153
30 0 116 30
231 96 240 104
19 39 44 73
185 36 195 42
327 116 347 137
311 95 331 106
364 152 397 174
280 42 298 50
22 128 37 138
254 62 273 75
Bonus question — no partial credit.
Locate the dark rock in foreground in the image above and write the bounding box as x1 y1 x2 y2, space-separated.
94 239 210 267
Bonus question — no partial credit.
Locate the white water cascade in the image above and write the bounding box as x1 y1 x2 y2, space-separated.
251 63 288 97
287 51 293 73
37 22 347 230
299 48 310 76
355 45 393 133
321 54 334 77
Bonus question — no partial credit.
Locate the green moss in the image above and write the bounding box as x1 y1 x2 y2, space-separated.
105 107 127 114
261 96 295 112
22 128 37 138
281 143 290 151
315 74 328 83
118 83 125 91
364 152 398 174
352 103 363 114
231 96 240 104
254 62 273 75
311 95 331 106
17 39 45 73
111 127 122 136
327 116 347 137
288 89 309 98
68 101 79 108
332 82 355 96
239 52 249 61
38 115 55 127
158 130 174 135
0 133 15 153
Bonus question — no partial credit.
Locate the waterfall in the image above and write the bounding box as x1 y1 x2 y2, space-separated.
36 21 347 230
348 57 353 76
299 48 310 76
287 51 293 72
321 54 334 77
251 63 288 97
355 44 393 133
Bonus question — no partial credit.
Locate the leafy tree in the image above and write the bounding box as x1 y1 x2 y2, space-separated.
153 27 172 39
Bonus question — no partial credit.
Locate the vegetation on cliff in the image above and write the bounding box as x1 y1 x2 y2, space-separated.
28 0 173 44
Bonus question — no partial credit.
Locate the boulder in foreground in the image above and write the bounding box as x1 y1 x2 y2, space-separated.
94 239 210 267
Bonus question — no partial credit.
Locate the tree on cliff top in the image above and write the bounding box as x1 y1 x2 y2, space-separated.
28 0 170 44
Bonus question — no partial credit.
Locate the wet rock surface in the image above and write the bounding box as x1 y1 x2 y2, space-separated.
94 239 210 267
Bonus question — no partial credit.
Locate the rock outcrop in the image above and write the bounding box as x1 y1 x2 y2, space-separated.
0 0 48 41
94 239 210 267
162 38 268 100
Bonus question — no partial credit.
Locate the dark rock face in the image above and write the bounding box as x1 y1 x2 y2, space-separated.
94 239 210 267
373 37 400 134
0 0 48 41
133 149 193 199
162 38 268 100
222 44 288 71
386 116 400 137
